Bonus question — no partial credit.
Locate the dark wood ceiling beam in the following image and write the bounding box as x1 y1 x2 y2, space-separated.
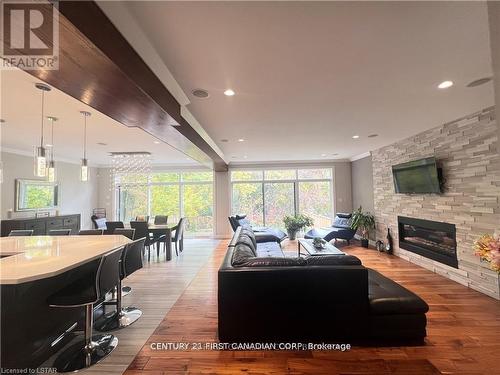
6 1 227 171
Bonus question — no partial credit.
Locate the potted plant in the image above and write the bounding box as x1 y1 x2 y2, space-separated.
350 206 376 248
283 214 314 240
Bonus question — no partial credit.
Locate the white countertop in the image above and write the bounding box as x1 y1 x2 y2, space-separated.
0 235 131 285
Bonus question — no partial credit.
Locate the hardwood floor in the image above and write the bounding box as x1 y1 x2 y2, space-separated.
121 239 499 375
80 239 219 375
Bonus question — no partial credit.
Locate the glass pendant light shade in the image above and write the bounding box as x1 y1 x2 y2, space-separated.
34 146 47 177
80 158 89 182
47 160 56 182
46 116 57 182
34 83 51 177
79 111 91 182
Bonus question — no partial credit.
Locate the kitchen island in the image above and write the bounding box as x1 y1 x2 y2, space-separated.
0 235 130 369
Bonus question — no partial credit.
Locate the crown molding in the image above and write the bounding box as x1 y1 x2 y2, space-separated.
349 152 371 162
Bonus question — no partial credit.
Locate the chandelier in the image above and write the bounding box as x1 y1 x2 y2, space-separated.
110 152 152 189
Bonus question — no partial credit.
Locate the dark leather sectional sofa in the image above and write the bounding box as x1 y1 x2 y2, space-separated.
218 227 429 344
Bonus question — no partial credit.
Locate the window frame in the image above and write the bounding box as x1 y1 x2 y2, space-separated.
230 168 334 226
115 170 215 236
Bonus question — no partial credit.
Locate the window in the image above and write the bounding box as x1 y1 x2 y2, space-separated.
230 168 333 228
116 170 214 236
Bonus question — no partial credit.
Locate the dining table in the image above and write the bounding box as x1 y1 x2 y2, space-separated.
147 224 176 261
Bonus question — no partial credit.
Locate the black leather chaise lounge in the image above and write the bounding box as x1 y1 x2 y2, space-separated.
305 213 357 244
228 215 287 244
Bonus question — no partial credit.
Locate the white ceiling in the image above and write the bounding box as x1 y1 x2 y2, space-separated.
0 69 200 167
122 1 495 162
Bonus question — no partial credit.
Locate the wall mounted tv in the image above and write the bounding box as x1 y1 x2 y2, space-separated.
392 157 442 194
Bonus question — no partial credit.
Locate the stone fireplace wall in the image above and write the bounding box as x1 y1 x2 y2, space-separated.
372 107 500 299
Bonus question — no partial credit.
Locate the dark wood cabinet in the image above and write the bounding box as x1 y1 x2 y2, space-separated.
0 214 81 237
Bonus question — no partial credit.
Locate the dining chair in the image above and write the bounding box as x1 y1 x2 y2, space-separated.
154 215 168 225
114 228 135 240
171 218 186 256
49 229 72 236
129 221 159 261
104 221 124 235
8 229 34 237
79 229 104 235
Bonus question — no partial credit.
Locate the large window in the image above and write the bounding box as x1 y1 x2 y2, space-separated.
116 171 213 236
231 168 333 228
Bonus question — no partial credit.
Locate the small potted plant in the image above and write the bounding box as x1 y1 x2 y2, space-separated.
283 214 314 240
313 237 327 249
350 206 376 248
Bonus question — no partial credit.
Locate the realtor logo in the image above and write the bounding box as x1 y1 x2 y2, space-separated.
1 0 59 70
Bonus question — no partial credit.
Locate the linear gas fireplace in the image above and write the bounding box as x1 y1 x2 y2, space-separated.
398 216 458 268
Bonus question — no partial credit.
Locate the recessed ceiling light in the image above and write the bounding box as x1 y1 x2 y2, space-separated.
352 135 360 139
220 139 229 143
224 89 235 96
238 138 245 142
438 80 453 89
321 153 327 157
153 140 161 144
97 142 107 146
45 144 53 148
243 155 248 159
368 134 378 138
192 89 209 98
467 77 492 88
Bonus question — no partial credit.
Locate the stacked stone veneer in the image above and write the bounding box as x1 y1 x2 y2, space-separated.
372 107 500 299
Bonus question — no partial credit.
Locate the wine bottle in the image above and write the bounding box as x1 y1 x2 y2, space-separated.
385 228 393 254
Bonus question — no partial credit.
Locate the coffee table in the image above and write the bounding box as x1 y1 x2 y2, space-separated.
297 238 346 257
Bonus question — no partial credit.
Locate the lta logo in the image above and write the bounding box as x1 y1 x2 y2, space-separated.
1 0 59 70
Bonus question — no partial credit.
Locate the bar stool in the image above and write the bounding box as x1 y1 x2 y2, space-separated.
95 238 146 331
49 229 72 236
79 229 104 235
47 248 123 372
8 229 34 236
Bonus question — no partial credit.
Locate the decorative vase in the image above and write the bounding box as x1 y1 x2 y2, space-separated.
288 231 297 240
385 228 393 254
361 238 369 248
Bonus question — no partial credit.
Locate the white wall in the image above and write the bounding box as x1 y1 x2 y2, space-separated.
0 151 99 229
351 155 374 213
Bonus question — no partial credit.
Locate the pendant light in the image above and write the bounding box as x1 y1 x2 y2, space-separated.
46 116 58 182
34 83 51 177
80 111 91 182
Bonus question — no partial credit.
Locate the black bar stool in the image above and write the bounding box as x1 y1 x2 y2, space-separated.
95 238 146 331
47 248 123 372
49 229 72 236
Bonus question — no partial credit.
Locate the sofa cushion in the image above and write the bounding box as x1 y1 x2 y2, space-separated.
256 242 285 258
232 243 257 266
95 218 107 230
305 255 362 266
333 215 352 229
238 218 252 227
237 257 306 267
336 213 352 219
240 228 257 248
368 269 429 315
236 235 257 256
254 229 287 243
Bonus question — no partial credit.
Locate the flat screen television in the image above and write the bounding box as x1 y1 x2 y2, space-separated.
392 157 441 194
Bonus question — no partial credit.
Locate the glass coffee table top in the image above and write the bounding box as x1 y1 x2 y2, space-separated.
297 238 346 257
